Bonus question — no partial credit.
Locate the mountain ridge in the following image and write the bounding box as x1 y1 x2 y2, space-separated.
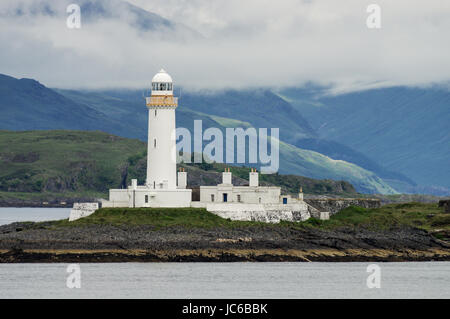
280 86 450 192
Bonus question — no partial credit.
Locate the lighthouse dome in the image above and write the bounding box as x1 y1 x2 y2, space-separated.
152 69 172 83
151 69 173 94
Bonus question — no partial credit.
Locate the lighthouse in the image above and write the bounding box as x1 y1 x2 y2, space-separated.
75 69 315 222
102 69 192 208
145 69 177 190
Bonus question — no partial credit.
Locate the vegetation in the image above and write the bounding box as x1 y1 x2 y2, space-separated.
300 202 450 233
0 130 146 197
48 203 449 238
51 207 262 229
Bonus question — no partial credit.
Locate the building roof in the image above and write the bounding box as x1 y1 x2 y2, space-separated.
152 69 173 83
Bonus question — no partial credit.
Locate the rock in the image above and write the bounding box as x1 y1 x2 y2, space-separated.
438 200 450 213
305 198 381 216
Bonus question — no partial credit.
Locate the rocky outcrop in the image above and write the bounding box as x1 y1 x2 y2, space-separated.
0 222 448 262
438 200 450 213
305 198 381 216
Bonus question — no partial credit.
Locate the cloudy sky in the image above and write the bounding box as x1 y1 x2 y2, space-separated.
0 0 449 92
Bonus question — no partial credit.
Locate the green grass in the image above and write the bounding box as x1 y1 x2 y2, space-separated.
46 203 449 234
300 202 449 232
51 207 267 229
0 130 146 195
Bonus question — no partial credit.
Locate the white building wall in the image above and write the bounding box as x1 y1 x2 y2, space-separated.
146 107 177 190
205 202 310 223
199 186 280 204
105 188 192 208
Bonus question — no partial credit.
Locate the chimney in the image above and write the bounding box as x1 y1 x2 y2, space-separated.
249 168 259 187
298 187 304 201
222 168 232 185
177 167 187 189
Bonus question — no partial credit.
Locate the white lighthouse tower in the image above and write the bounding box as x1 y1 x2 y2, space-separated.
146 69 177 190
103 69 191 208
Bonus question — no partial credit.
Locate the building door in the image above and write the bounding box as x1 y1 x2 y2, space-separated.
223 193 228 202
283 197 287 204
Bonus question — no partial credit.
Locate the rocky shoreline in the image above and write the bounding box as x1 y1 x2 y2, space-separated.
1 248 449 263
1 221 449 262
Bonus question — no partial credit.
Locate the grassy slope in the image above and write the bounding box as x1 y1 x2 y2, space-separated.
0 130 145 195
277 139 397 194
52 203 450 237
302 203 450 234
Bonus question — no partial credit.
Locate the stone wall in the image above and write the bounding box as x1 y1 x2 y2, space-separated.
305 198 381 216
69 202 99 221
205 202 310 223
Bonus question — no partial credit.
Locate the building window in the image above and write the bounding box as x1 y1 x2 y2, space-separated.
237 194 241 202
211 194 215 202
153 181 155 189
259 198 261 203
145 195 149 203
154 138 157 148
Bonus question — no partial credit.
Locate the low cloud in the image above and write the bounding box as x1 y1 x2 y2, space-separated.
0 0 449 92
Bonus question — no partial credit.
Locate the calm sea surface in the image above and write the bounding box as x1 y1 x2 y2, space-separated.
0 262 449 298
0 208 449 299
0 207 70 225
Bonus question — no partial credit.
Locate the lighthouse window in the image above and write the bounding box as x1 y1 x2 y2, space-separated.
145 195 149 203
211 194 215 202
155 110 157 117
154 138 157 148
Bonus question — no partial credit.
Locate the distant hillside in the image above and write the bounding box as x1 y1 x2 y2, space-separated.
55 88 400 193
280 86 450 193
0 74 133 137
0 130 360 204
0 74 403 193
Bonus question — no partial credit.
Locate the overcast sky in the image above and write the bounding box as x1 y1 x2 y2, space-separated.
1 0 449 92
